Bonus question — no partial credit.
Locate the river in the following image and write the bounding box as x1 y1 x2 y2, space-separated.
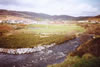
0 35 93 67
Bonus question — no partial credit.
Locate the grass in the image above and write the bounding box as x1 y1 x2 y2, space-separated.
73 57 100 67
0 33 74 48
23 24 85 33
48 54 100 67
0 24 85 48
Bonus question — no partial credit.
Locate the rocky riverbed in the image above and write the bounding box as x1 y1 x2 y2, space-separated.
0 35 93 67
0 43 55 54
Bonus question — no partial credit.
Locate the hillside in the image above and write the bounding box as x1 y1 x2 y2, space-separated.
0 9 98 21
88 15 100 22
0 9 75 21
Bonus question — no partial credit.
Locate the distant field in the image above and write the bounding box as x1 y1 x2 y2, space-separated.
0 24 85 48
18 24 85 34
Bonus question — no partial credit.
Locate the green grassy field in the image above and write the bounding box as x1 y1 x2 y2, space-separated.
0 24 85 48
24 24 85 33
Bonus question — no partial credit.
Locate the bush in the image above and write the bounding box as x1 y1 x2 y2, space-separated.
78 23 100 35
15 24 26 30
0 24 14 36
82 53 94 59
86 24 100 35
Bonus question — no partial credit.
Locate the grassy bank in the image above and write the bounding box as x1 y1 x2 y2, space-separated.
48 53 100 67
0 34 75 48
0 24 84 48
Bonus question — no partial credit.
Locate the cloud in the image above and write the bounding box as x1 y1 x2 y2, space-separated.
0 0 99 16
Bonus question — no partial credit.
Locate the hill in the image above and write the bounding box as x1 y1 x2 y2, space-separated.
0 9 75 21
0 9 100 21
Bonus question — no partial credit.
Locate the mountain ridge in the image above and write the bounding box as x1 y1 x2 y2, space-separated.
0 9 99 21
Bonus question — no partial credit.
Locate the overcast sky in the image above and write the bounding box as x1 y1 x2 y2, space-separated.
0 0 100 16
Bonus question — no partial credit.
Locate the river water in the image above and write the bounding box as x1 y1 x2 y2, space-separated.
0 35 93 67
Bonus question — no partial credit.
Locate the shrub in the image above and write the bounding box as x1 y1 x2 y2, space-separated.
0 24 14 36
82 53 94 59
86 24 100 35
15 24 26 30
78 23 100 35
